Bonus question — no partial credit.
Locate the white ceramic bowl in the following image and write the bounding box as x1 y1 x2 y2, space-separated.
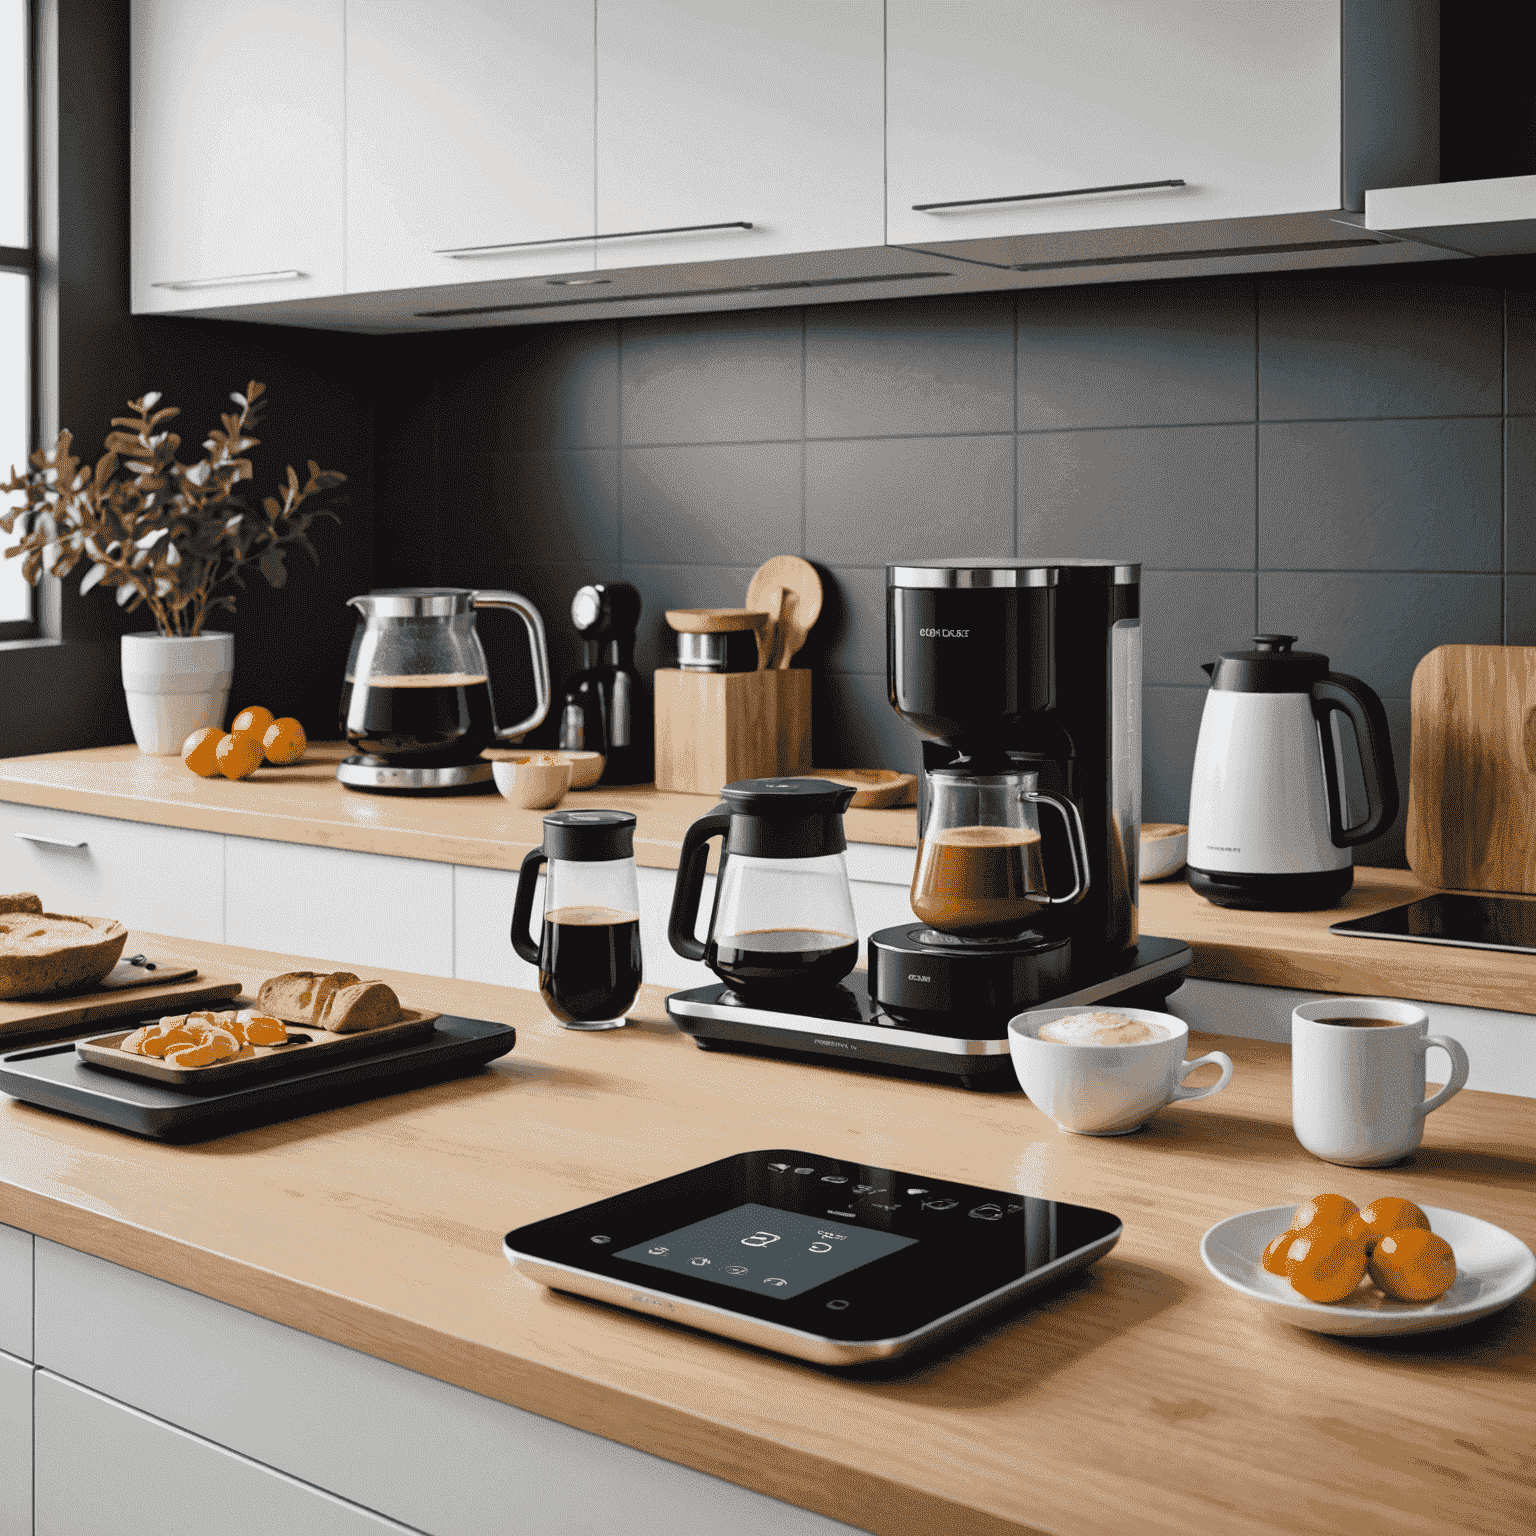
492 757 572 810
1140 823 1187 881
492 749 604 789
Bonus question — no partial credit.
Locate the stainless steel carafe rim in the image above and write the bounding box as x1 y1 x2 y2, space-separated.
349 587 476 617
928 767 1043 787
887 559 1139 588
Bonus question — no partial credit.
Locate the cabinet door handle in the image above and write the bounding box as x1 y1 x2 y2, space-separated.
913 179 1185 212
150 269 307 291
14 831 88 849
435 221 754 256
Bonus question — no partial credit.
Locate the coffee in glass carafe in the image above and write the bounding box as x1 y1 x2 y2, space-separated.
911 768 1089 938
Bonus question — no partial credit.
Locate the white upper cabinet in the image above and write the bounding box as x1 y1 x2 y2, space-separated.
887 0 1344 251
130 0 345 313
592 0 885 272
346 1 596 294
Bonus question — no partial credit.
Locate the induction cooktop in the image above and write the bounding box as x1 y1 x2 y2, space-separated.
1330 892 1536 956
504 1149 1121 1365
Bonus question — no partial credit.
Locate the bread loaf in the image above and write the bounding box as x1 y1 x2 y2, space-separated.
317 980 402 1033
0 893 43 915
256 971 361 1024
255 970 401 1032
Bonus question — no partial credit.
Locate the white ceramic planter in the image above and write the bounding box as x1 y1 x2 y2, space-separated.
120 632 234 755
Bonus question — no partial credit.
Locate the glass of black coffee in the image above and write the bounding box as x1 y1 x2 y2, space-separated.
512 810 642 1030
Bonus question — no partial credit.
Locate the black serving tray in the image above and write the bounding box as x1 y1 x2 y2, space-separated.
0 1013 515 1142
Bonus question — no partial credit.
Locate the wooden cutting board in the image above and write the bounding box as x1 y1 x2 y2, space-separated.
1407 644 1536 892
0 967 243 1043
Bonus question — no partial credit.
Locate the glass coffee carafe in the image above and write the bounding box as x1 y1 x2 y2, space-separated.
669 779 859 992
512 810 642 1030
339 588 551 766
911 768 1091 938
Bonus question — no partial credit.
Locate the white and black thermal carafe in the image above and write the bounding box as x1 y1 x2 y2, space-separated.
1186 635 1398 910
668 778 859 993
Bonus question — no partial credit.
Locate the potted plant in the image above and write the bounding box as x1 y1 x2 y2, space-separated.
1 381 345 753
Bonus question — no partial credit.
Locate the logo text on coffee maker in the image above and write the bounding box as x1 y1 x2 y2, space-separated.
919 628 970 638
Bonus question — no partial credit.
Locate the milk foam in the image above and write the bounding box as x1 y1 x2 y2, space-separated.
1037 1011 1172 1046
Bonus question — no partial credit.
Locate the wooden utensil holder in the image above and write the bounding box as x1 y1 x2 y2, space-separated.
654 668 811 795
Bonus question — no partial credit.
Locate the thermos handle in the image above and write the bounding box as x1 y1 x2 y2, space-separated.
1023 791 1092 907
1311 673 1399 847
668 805 732 962
510 848 547 966
471 590 553 743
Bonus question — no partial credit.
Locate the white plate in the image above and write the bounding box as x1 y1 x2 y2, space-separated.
1200 1205 1536 1336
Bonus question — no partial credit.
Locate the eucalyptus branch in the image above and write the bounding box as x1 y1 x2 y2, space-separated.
1 381 346 638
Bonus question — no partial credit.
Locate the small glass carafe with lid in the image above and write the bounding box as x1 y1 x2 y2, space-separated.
910 767 1091 937
512 810 641 1030
668 779 859 992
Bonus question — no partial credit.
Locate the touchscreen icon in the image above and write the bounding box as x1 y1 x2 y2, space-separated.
969 1204 1003 1221
923 1198 958 1211
906 1187 929 1196
647 1246 669 1256
740 1231 781 1248
764 1277 788 1287
809 1242 833 1253
724 1265 748 1276
852 1184 876 1195
691 1256 711 1266
793 1167 815 1175
767 1162 789 1172
821 1175 849 1184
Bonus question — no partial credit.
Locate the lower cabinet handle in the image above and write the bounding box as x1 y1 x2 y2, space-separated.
913 179 1185 212
436 221 754 256
14 831 88 849
150 269 307 291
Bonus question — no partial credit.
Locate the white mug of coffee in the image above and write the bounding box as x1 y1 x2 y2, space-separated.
1291 997 1469 1167
1008 1006 1234 1135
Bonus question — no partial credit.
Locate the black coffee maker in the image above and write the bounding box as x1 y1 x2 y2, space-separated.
558 582 650 786
869 558 1188 1029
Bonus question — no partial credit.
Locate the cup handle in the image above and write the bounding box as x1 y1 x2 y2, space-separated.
1171 1051 1233 1102
1417 1034 1470 1117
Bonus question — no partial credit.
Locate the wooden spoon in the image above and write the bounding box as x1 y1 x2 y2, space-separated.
746 557 822 670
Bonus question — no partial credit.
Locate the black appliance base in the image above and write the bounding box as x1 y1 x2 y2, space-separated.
1188 864 1353 911
665 935 1192 1087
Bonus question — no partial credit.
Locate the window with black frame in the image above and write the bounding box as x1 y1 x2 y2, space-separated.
1 0 37 639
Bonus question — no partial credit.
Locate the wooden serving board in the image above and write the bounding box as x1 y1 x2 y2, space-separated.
75 1007 440 1090
0 968 242 1043
801 769 918 808
1407 644 1536 892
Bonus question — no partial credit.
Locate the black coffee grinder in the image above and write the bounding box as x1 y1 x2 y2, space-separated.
558 582 650 786
665 558 1190 1088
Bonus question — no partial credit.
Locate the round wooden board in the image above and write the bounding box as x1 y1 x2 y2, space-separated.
746 557 823 668
801 768 918 808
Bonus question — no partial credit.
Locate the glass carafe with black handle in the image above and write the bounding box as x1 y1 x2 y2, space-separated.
668 779 859 993
512 810 641 1030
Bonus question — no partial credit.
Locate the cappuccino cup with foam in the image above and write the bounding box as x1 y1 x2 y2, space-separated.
1009 1005 1234 1135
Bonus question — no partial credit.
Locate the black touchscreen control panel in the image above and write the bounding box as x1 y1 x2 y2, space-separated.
504 1150 1122 1365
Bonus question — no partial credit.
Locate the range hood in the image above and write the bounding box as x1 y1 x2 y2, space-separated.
1365 174 1536 257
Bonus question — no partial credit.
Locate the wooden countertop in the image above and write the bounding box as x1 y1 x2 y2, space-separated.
0 740 919 871
5 742 1534 1014
3 932 1535 1536
1144 867 1536 1016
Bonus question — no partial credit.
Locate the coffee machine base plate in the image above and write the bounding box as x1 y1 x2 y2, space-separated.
666 936 1192 1087
336 756 496 793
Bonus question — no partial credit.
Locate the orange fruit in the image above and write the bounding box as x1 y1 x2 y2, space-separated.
262 716 307 765
1285 1225 1369 1304
1261 1230 1293 1275
1289 1193 1359 1235
1369 1228 1457 1302
182 726 225 777
1346 1197 1430 1255
231 705 274 739
215 731 264 780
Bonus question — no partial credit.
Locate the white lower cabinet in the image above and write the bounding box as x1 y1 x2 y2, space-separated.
0 1225 29 1362
33 1372 411 1535
0 802 224 941
0 1351 30 1536
224 837 454 977
32 1241 864 1535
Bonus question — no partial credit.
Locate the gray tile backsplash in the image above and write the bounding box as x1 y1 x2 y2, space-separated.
390 267 1536 871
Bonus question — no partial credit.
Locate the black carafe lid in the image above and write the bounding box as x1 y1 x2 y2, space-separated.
1206 634 1329 694
719 778 856 858
541 809 636 862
